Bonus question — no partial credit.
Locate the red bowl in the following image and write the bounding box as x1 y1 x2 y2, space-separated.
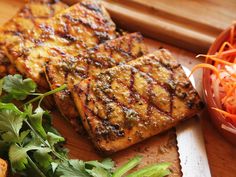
203 24 236 145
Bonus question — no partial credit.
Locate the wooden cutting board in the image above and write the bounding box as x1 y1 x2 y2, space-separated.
102 0 236 53
0 1 236 177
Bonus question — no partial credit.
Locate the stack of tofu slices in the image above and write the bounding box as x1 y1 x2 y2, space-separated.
0 0 203 153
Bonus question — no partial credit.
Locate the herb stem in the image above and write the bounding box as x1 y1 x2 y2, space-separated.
25 85 67 105
125 162 171 177
29 93 43 96
24 120 67 162
51 149 67 162
112 156 142 177
27 155 46 177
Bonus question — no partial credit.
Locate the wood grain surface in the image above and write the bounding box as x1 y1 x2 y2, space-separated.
102 0 236 53
0 1 236 177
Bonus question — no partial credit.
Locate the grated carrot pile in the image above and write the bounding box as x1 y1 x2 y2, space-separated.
192 24 236 129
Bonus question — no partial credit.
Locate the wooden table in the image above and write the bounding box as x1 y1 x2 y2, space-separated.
0 1 235 177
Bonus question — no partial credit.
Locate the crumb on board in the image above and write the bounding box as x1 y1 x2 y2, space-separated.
158 131 177 154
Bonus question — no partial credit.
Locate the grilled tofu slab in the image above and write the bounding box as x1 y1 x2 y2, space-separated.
46 33 147 132
0 0 68 78
73 49 204 153
0 0 116 89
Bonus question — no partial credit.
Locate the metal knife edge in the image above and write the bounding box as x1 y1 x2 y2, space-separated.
175 67 212 177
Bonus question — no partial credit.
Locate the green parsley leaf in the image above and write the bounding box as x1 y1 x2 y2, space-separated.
27 105 47 138
9 144 29 171
33 148 52 170
56 160 88 177
9 144 46 171
51 162 59 173
0 108 24 143
100 159 115 170
86 158 114 171
2 74 36 100
87 166 111 177
0 102 23 114
47 132 65 147
19 130 31 143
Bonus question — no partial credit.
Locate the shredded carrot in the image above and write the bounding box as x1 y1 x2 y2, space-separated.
212 107 236 121
222 84 236 104
218 42 233 55
192 24 236 128
189 63 220 78
206 56 233 66
219 49 236 57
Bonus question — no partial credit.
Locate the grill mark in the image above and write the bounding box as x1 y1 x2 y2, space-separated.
83 103 124 141
82 82 125 140
39 23 55 39
85 53 91 79
129 67 135 104
63 13 100 31
92 61 177 118
51 47 66 57
93 70 173 122
169 68 175 115
146 82 153 117
114 38 132 63
24 6 38 26
63 11 111 44
92 78 173 135
4 30 22 38
127 35 133 57
146 65 153 117
132 65 173 94
149 55 180 70
108 42 114 66
49 48 68 82
83 80 94 133
96 87 141 122
116 75 171 117
82 80 121 122
86 36 141 70
78 51 202 142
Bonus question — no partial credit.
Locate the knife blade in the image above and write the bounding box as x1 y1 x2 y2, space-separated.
176 66 211 177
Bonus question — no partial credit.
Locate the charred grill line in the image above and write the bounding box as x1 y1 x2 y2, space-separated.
116 73 172 118
169 68 175 115
133 65 172 96
129 67 135 104
146 64 154 118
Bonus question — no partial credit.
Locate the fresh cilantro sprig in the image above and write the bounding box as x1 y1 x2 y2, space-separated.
0 75 171 177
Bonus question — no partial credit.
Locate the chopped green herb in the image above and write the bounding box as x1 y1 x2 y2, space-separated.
0 75 171 177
